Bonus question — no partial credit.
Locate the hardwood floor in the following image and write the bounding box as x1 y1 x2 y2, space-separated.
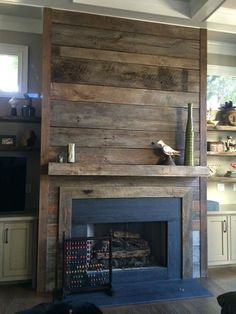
1 267 236 314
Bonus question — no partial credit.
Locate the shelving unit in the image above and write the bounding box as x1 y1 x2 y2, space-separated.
207 152 236 156
0 115 40 152
207 124 236 178
0 116 40 124
208 176 236 183
207 125 236 132
207 123 236 266
0 115 41 283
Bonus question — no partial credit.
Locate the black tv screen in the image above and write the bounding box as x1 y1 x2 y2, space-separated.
0 157 27 213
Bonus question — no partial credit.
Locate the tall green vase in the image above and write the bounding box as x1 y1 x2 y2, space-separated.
184 103 194 166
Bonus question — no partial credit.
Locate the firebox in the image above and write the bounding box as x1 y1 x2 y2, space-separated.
71 197 181 282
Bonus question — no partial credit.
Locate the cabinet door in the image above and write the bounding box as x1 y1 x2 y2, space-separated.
2 221 33 280
208 215 228 264
230 215 236 262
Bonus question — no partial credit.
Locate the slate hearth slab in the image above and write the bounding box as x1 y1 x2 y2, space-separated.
65 279 213 308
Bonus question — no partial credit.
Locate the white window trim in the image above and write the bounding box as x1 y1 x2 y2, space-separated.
208 64 236 77
0 43 28 98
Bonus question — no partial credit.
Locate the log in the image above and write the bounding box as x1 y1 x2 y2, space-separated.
96 249 151 259
113 231 140 239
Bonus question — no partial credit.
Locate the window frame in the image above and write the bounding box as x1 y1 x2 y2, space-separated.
0 43 28 98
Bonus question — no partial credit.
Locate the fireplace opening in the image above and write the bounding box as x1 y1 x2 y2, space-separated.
70 197 181 281
77 222 167 270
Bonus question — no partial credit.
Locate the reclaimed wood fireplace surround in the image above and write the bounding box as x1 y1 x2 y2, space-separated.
38 8 208 292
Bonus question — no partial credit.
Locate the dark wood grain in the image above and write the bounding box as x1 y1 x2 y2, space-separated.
52 57 199 92
50 100 200 131
37 7 52 293
51 83 199 106
52 10 200 41
49 127 191 149
53 46 200 70
52 24 200 59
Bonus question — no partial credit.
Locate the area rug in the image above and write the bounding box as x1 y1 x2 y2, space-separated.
65 279 213 308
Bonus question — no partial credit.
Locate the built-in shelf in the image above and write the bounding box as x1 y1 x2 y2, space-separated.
207 151 236 156
208 176 236 183
0 146 39 152
48 162 209 177
0 116 41 124
207 125 236 131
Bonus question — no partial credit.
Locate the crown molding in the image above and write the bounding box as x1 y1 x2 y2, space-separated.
0 14 42 33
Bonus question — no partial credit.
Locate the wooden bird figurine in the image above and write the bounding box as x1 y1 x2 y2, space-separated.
153 140 181 157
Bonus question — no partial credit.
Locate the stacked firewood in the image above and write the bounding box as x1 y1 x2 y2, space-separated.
93 231 151 268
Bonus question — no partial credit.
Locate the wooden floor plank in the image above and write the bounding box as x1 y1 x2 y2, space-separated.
1 267 236 314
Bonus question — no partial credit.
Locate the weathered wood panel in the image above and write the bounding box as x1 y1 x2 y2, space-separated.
48 147 160 165
51 58 199 92
49 163 208 177
51 83 199 106
52 24 199 59
52 10 200 41
50 127 186 148
48 146 200 166
37 8 52 293
38 8 207 292
53 46 199 70
50 101 200 131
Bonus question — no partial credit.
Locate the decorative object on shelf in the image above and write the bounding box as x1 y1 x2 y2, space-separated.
58 154 65 163
207 141 225 153
225 171 236 178
207 200 219 211
207 109 219 127
225 136 236 152
8 97 19 116
0 135 16 146
219 100 235 111
224 164 236 177
184 103 194 166
151 140 180 165
207 120 219 127
21 93 36 118
218 100 236 126
67 143 76 163
20 129 37 147
225 110 236 126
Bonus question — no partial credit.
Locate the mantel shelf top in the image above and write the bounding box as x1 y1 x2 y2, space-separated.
48 162 209 177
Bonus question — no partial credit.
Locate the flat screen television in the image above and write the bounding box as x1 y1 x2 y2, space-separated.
0 156 27 213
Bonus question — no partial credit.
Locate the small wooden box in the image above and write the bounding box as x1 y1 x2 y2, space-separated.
207 141 225 153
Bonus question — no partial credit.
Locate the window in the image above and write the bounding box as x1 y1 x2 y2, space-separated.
0 43 28 97
207 65 236 110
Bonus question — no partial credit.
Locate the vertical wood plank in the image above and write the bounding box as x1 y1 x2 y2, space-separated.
37 8 52 292
199 28 208 278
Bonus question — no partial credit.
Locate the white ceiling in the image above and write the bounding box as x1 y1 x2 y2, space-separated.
0 0 236 42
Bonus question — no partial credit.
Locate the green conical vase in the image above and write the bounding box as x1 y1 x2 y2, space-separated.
184 103 194 166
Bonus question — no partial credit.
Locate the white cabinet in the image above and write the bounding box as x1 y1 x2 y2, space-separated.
230 215 236 262
208 213 236 266
0 216 35 282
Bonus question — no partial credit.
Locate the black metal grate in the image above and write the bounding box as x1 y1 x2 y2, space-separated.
62 234 112 297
